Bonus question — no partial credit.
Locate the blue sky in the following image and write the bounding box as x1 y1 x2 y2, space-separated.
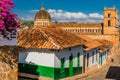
12 0 120 23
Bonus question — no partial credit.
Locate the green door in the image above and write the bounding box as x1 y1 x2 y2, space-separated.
60 58 65 78
69 55 73 76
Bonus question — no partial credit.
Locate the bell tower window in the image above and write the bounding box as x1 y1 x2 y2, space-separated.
108 13 111 18
108 20 111 26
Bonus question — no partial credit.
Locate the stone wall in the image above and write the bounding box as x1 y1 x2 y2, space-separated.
86 35 119 49
0 46 18 80
103 27 119 35
0 62 17 80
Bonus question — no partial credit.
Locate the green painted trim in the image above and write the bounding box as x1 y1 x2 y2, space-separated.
99 53 107 65
19 63 82 80
19 63 54 78
55 67 82 80
102 54 106 64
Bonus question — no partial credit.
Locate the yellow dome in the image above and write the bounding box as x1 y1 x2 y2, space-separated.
34 5 51 20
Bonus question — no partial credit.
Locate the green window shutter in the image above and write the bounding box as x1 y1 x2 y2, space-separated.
99 55 102 65
60 58 65 74
99 55 100 65
77 53 80 67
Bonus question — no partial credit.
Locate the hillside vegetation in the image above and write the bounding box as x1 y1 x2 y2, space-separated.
18 18 34 27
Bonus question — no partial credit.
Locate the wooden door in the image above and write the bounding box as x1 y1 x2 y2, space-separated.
87 53 89 67
83 54 86 73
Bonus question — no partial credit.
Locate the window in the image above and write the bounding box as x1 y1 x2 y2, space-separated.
92 52 94 64
80 29 81 32
96 29 98 32
98 29 101 33
96 51 97 61
83 29 84 32
108 20 111 26
82 29 84 32
87 53 89 67
73 29 74 32
69 48 71 51
76 29 77 32
77 53 80 67
88 29 90 32
108 13 111 18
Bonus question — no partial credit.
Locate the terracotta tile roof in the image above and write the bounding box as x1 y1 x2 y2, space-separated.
18 27 101 50
78 35 102 50
50 23 103 27
18 27 82 50
95 39 113 51
18 26 29 31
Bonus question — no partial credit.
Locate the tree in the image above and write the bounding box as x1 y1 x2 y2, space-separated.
0 0 18 38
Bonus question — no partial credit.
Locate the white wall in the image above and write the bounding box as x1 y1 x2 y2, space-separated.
19 48 55 67
86 48 99 67
19 45 84 68
19 45 111 69
54 45 83 68
0 37 5 46
4 38 17 46
0 30 17 46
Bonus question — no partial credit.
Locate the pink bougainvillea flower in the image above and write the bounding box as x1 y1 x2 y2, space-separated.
0 0 18 38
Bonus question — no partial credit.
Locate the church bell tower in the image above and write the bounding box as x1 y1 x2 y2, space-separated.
103 6 119 35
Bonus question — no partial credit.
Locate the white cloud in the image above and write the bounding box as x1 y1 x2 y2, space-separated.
48 9 88 19
47 9 103 23
21 16 34 21
29 10 39 13
89 13 103 19
27 9 103 23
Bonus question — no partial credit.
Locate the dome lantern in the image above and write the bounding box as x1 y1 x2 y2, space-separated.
41 4 45 10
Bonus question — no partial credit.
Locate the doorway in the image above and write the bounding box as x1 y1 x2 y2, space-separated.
69 54 73 76
83 54 86 73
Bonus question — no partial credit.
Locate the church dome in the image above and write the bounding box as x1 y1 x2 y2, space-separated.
35 5 51 20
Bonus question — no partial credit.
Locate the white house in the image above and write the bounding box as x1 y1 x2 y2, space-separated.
18 27 113 79
96 39 114 66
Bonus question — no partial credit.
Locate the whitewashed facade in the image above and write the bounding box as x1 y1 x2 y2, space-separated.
19 45 83 68
0 29 17 46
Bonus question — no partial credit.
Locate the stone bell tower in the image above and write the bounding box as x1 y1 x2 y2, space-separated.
103 6 119 35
